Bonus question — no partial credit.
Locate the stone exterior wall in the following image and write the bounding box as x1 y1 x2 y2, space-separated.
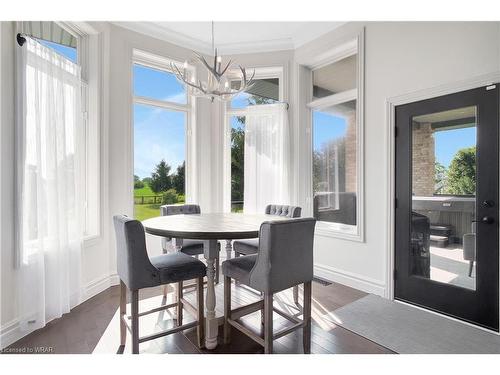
412 122 435 196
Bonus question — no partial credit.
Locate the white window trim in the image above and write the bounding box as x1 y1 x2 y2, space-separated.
55 22 103 244
303 29 365 242
222 66 284 213
131 49 197 205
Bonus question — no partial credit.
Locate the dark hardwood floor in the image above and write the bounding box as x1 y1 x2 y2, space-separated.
6 279 394 354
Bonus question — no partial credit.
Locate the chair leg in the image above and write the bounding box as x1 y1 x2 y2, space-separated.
293 285 299 306
215 255 220 284
264 292 273 354
224 276 231 344
131 289 139 354
196 277 204 348
303 281 312 354
469 260 474 277
119 281 127 347
177 281 183 326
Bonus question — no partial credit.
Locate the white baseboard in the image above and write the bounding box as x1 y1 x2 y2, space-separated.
83 273 120 301
0 273 119 350
314 263 386 296
0 319 22 352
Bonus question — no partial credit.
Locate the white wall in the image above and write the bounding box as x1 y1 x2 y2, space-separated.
295 22 500 296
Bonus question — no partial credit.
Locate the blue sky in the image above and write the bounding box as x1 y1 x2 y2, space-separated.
133 65 187 179
313 111 347 150
434 127 476 167
134 103 185 178
38 40 77 63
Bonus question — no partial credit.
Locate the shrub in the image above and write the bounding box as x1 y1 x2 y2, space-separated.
134 180 145 189
162 189 179 205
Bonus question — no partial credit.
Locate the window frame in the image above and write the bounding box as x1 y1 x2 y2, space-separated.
16 21 103 243
131 49 196 207
305 32 365 242
222 66 284 213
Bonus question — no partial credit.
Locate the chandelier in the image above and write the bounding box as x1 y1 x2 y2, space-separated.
171 22 255 102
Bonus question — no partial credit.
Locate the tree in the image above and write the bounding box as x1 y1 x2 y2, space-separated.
133 175 144 189
445 146 476 195
142 177 152 186
149 159 172 194
172 161 185 195
231 124 245 202
434 161 447 194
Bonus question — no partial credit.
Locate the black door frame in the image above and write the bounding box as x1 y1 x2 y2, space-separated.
394 84 499 332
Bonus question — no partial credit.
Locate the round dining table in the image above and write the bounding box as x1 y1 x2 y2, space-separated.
141 212 294 349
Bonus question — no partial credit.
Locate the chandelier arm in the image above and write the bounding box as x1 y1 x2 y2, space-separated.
213 50 218 73
219 59 232 77
170 62 209 94
196 53 221 81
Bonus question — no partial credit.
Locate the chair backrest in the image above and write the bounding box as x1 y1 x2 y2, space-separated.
113 215 159 290
160 204 201 216
249 218 316 294
160 204 201 250
265 204 301 218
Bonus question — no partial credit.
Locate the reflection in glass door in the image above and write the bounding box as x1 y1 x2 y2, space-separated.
395 85 499 331
411 106 477 290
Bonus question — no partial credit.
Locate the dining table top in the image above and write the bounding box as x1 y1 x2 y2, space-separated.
141 212 297 240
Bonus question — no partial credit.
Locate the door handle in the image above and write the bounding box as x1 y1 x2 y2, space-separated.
472 216 495 224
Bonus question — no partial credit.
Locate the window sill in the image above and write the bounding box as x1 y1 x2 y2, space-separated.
315 221 364 242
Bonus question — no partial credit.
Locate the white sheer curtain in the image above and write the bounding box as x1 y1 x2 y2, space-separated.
15 38 84 333
243 103 290 214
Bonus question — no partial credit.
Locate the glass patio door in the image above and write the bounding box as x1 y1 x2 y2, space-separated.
394 85 499 331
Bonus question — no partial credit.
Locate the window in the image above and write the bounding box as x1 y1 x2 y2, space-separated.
20 21 101 240
21 21 78 63
307 36 364 240
132 51 193 221
224 68 283 213
312 100 357 225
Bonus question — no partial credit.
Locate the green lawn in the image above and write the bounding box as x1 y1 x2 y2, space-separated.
134 203 162 222
134 183 159 221
133 183 186 221
134 184 155 196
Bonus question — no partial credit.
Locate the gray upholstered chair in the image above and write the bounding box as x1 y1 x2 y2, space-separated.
161 204 221 283
463 223 476 277
113 215 206 354
232 204 302 303
222 218 316 354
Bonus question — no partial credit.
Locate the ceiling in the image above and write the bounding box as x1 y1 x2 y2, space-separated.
313 54 357 97
413 106 476 124
113 21 344 55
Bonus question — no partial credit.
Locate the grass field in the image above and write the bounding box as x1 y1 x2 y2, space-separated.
134 183 160 221
134 184 155 196
134 203 162 221
133 183 185 221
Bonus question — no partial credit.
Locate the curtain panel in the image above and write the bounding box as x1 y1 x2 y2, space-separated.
243 103 290 214
15 37 84 332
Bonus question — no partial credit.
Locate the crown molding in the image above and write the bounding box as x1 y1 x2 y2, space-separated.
113 22 214 54
112 22 344 55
